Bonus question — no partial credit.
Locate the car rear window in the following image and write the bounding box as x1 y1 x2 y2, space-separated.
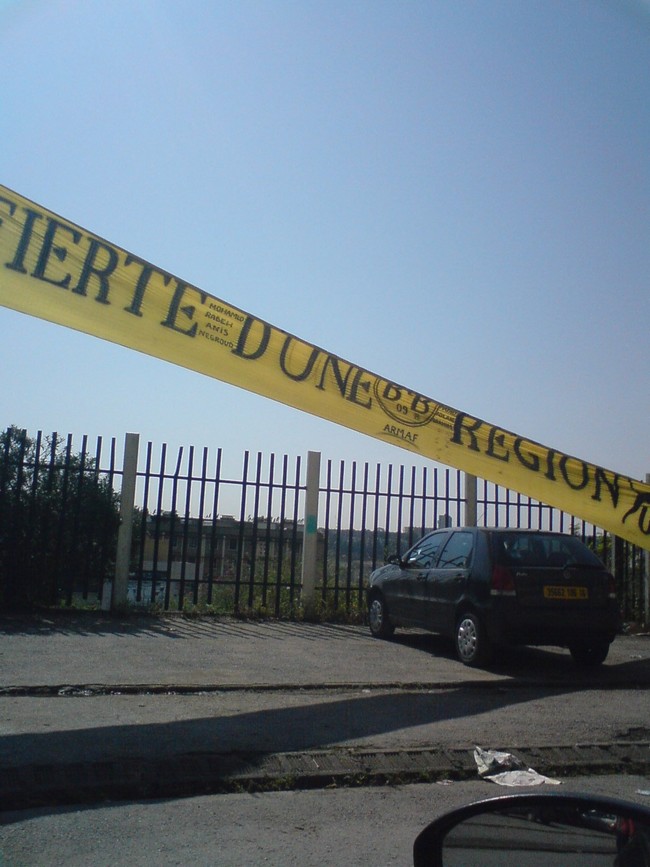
492 532 604 569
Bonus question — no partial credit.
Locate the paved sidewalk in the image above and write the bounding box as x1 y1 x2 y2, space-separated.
1 612 649 809
0 612 514 689
3 611 649 688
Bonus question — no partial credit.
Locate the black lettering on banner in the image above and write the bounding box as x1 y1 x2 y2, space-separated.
210 303 244 322
198 329 234 349
232 316 271 360
622 482 650 535
205 321 228 336
317 354 353 398
72 238 119 304
383 423 419 444
123 256 172 317
206 312 230 326
410 394 431 416
559 455 590 491
161 281 206 338
279 335 320 381
346 367 372 409
514 437 540 472
374 380 435 425
382 382 401 403
592 467 620 507
486 426 510 462
544 450 557 481
4 207 41 274
451 413 483 452
453 418 597 497
316 355 372 407
32 218 82 288
0 196 16 227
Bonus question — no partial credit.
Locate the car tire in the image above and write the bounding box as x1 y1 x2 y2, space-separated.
368 594 395 639
455 612 491 667
569 640 610 666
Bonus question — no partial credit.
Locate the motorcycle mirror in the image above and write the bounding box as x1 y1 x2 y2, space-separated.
413 793 650 866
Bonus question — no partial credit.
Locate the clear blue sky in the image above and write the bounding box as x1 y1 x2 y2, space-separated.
2 0 649 483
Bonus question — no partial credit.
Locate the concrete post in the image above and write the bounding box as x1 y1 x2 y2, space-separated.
112 433 140 611
464 473 478 527
609 534 626 623
301 450 321 612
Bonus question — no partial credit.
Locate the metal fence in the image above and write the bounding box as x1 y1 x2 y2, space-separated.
0 427 647 624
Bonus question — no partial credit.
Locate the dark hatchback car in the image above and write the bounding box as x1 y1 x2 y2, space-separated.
366 527 621 667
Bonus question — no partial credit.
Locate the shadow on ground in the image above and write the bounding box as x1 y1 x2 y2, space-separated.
0 612 371 642
389 630 650 685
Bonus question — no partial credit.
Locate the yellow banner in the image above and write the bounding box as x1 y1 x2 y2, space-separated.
1 185 648 549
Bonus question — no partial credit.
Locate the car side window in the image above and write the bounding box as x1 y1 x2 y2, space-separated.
437 532 474 569
406 533 446 569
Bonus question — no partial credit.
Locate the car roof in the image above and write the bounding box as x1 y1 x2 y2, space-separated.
437 527 576 538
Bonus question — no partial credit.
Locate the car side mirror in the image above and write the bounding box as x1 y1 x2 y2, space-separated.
413 793 650 866
386 553 402 566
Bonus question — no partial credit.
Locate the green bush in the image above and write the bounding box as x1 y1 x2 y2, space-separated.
0 426 120 610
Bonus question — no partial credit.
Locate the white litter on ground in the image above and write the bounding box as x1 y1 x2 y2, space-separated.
474 746 562 787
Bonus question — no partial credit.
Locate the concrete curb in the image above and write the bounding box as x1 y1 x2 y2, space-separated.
3 742 650 812
4 673 650 697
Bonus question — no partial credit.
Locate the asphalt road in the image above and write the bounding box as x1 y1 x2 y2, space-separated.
1 613 649 814
3 774 650 866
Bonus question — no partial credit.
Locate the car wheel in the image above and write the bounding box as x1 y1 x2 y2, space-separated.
569 640 610 666
455 612 491 667
368 594 395 639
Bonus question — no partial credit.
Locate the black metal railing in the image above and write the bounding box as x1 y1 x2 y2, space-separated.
130 444 305 616
0 427 646 624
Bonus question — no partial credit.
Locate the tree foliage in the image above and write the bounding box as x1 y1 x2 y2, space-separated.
0 426 120 610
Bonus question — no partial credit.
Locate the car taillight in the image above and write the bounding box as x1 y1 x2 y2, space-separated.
491 564 516 596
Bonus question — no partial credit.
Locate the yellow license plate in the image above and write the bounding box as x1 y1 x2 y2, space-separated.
543 585 588 600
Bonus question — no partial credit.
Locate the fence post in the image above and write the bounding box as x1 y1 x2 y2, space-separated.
611 534 626 620
111 433 140 611
464 473 478 527
301 450 321 612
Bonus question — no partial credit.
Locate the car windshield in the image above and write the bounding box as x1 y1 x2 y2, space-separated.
494 533 604 569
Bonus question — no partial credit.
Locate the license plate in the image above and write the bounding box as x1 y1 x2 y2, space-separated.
543 585 588 600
